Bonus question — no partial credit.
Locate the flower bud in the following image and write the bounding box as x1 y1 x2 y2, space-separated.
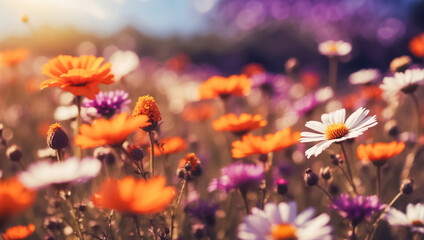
304 168 318 186
184 162 192 172
400 178 414 195
330 154 342 166
329 183 339 195
130 147 144 161
177 169 185 179
47 123 69 150
6 144 22 162
191 166 202 177
320 167 332 180
274 178 288 195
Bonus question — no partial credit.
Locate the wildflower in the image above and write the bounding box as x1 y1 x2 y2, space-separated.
330 194 384 226
40 55 114 99
75 113 150 149
186 200 220 227
18 156 102 190
400 178 414 195
232 128 300 158
238 201 333 240
242 63 265 77
349 69 381 85
198 74 252 99
318 40 352 57
320 167 332 180
2 224 35 240
274 178 288 195
360 85 383 100
304 168 318 186
178 153 202 178
208 162 264 193
165 54 190 72
390 56 412 73
82 90 131 118
6 145 22 162
180 102 217 123
409 33 424 58
0 48 29 67
212 113 267 135
47 123 69 150
380 69 424 99
152 137 187 156
0 178 36 221
110 50 139 81
91 176 175 215
300 108 377 159
291 87 334 117
356 141 405 166
132 95 162 131
385 203 424 233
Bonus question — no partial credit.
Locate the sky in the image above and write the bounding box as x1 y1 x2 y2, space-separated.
0 0 219 41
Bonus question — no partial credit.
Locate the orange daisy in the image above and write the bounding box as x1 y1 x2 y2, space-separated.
212 113 267 135
0 178 36 221
40 55 114 99
151 137 187 157
232 128 300 158
198 74 252 99
180 102 217 123
357 141 405 166
0 48 29 67
75 113 150 149
132 95 162 131
91 176 175 215
2 224 35 240
409 33 424 58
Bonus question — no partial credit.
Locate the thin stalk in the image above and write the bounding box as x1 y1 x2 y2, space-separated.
74 96 82 159
316 184 334 202
148 131 155 177
66 198 84 240
351 224 357 240
410 93 421 139
133 215 142 240
337 164 356 193
376 166 381 199
341 142 357 194
240 189 250 214
57 148 62 163
368 192 403 240
413 232 421 240
170 179 187 240
120 146 147 180
329 56 338 89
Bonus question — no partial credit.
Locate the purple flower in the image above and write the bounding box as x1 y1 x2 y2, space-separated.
331 194 385 226
185 200 220 226
251 73 290 98
82 90 131 118
208 162 264 193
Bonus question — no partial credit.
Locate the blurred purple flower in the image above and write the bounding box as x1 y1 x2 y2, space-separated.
82 90 131 118
251 73 290 98
208 162 264 193
185 200 220 226
330 194 385 226
291 87 333 117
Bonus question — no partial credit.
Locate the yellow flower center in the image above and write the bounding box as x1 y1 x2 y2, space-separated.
412 220 424 227
325 122 349 140
329 43 338 53
270 223 297 240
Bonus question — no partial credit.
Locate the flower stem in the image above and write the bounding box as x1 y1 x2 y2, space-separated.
410 93 421 138
329 56 338 89
376 166 381 199
340 142 357 194
66 198 84 240
56 148 62 163
240 189 250 214
367 192 403 240
170 179 187 240
351 224 357 240
120 145 147 180
133 215 142 240
148 131 155 177
74 96 82 159
315 184 334 202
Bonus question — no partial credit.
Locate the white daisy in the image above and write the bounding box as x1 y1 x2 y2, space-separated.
18 156 102 190
318 40 352 57
238 201 333 240
385 203 424 233
300 107 377 159
380 69 424 99
110 50 140 81
349 69 381 85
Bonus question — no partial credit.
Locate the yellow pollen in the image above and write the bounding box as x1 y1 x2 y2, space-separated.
325 122 349 140
412 220 424 227
329 43 338 52
270 223 297 240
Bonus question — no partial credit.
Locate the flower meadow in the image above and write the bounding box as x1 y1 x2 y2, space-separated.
1 4 424 240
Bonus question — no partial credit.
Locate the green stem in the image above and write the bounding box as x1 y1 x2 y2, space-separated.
170 179 187 240
341 142 357 194
148 131 155 177
74 96 82 159
66 198 84 240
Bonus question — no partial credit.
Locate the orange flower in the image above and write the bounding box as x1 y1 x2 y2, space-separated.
198 74 252 99
91 176 175 215
409 33 424 58
0 178 36 221
180 102 217 123
152 137 187 156
40 55 114 99
178 153 200 170
212 113 267 135
165 54 190 72
360 85 382 100
2 224 35 240
0 48 29 67
357 141 405 166
75 113 150 149
232 128 300 158
242 63 265 77
132 95 162 131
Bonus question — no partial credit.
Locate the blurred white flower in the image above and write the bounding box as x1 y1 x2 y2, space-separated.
380 69 424 99
349 69 381 85
385 203 424 233
110 50 140 81
18 157 102 189
318 40 352 57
